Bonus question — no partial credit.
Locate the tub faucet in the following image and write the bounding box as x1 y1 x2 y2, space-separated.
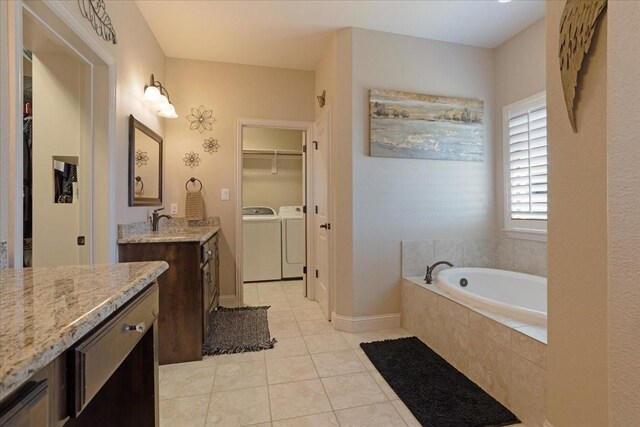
151 208 172 232
425 261 454 284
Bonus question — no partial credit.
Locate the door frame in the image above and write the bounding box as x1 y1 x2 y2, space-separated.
235 118 313 307
2 0 117 267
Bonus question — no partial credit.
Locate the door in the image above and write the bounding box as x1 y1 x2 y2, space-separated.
313 110 331 319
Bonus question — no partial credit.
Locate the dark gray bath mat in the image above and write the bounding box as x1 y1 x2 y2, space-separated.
360 337 519 427
203 306 276 355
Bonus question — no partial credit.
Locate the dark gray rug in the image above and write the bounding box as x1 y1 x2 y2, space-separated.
360 337 519 427
203 306 277 355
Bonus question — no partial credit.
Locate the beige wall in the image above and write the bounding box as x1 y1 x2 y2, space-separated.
607 2 640 424
546 2 608 426
165 59 314 296
493 18 546 236
348 29 495 317
243 127 304 151
242 157 303 211
31 53 83 266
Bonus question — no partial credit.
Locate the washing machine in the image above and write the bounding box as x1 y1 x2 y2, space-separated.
243 206 282 282
279 206 305 278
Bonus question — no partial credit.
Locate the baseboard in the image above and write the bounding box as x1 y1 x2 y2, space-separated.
219 295 238 308
331 311 401 333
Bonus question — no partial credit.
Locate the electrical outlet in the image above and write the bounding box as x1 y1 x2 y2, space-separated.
170 203 178 214
221 188 230 201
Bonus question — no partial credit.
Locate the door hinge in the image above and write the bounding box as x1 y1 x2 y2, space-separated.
315 205 318 214
313 140 318 150
315 269 319 278
77 236 85 246
303 266 307 275
303 205 307 214
303 144 307 153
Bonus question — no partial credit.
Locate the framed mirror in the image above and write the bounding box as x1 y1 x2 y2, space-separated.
129 115 163 206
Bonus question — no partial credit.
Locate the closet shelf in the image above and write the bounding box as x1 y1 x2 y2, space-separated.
243 149 303 156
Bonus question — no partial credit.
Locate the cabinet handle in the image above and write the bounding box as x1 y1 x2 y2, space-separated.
123 322 145 333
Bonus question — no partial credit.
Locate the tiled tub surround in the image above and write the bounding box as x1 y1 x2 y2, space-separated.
0 261 169 400
402 238 547 278
0 241 6 269
117 216 220 244
401 277 547 427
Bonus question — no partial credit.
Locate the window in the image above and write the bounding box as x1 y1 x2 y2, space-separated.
503 93 547 239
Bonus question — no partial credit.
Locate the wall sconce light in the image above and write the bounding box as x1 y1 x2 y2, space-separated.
144 74 178 119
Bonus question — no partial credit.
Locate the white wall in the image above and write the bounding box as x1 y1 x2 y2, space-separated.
608 2 640 424
348 29 495 317
164 58 314 296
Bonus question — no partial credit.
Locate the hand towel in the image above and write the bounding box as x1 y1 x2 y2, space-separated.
185 190 204 221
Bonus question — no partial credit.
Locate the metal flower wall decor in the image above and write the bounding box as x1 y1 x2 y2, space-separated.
135 149 149 167
186 105 215 133
203 138 220 154
559 0 607 132
78 0 117 45
183 151 201 169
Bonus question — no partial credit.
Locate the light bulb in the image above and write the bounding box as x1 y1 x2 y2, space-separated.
153 94 170 111
144 85 161 104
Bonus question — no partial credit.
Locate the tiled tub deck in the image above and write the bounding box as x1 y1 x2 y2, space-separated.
401 277 547 427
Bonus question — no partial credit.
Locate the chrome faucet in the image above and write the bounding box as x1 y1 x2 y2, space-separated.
425 261 454 284
151 208 172 232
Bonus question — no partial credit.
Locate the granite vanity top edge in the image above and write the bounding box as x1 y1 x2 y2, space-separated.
0 261 169 401
117 225 220 244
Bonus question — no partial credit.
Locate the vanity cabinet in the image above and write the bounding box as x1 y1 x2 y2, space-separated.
119 233 219 364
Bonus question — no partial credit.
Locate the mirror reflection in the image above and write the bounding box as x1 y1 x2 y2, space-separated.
129 115 163 206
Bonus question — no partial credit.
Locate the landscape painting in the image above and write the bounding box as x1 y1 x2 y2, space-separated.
369 89 484 161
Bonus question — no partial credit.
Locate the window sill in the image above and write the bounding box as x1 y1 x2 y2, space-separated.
503 228 547 242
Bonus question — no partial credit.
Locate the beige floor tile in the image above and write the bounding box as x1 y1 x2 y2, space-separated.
268 310 296 322
335 402 406 427
391 400 421 427
266 355 318 384
352 348 376 371
297 319 335 336
206 386 271 426
370 370 399 400
340 331 384 349
160 395 209 427
287 298 322 310
244 296 261 305
271 412 339 427
259 293 288 303
210 351 265 366
270 319 302 338
212 360 267 392
321 372 387 410
160 361 217 400
292 307 326 321
264 336 309 360
377 328 412 340
303 333 350 354
264 300 293 312
311 350 366 377
268 379 332 421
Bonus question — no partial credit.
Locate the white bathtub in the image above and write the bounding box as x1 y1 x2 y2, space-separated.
436 267 547 325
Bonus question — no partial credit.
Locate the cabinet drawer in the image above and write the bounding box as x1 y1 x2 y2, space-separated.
71 283 158 417
0 380 48 427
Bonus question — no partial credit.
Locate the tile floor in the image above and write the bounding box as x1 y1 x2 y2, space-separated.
159 280 526 427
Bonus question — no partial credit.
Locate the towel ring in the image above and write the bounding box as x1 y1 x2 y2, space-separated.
185 177 203 191
135 176 144 193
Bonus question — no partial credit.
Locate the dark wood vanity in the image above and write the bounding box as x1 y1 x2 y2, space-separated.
0 262 167 427
119 230 220 364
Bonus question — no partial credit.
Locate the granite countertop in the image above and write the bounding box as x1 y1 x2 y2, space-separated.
0 261 168 400
117 225 220 245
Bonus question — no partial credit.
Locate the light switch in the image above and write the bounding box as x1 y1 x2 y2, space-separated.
170 203 178 214
221 188 230 201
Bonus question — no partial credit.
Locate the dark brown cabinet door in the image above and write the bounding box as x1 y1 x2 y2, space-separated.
0 381 48 427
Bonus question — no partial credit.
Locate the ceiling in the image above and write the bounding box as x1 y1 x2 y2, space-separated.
136 0 545 71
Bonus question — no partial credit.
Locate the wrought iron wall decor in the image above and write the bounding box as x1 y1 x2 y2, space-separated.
317 90 326 108
183 151 201 168
135 149 149 167
203 137 220 154
78 0 117 45
559 0 607 132
186 105 215 133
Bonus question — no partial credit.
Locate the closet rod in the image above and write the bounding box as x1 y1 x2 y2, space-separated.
242 149 303 156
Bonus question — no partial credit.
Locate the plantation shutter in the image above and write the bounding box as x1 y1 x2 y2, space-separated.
508 103 547 221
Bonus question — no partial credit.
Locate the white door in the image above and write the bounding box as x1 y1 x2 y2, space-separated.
313 110 331 319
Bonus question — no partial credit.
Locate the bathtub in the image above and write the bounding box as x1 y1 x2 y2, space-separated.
436 267 547 325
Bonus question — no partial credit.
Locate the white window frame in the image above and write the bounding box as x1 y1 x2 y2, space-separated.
503 92 547 242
